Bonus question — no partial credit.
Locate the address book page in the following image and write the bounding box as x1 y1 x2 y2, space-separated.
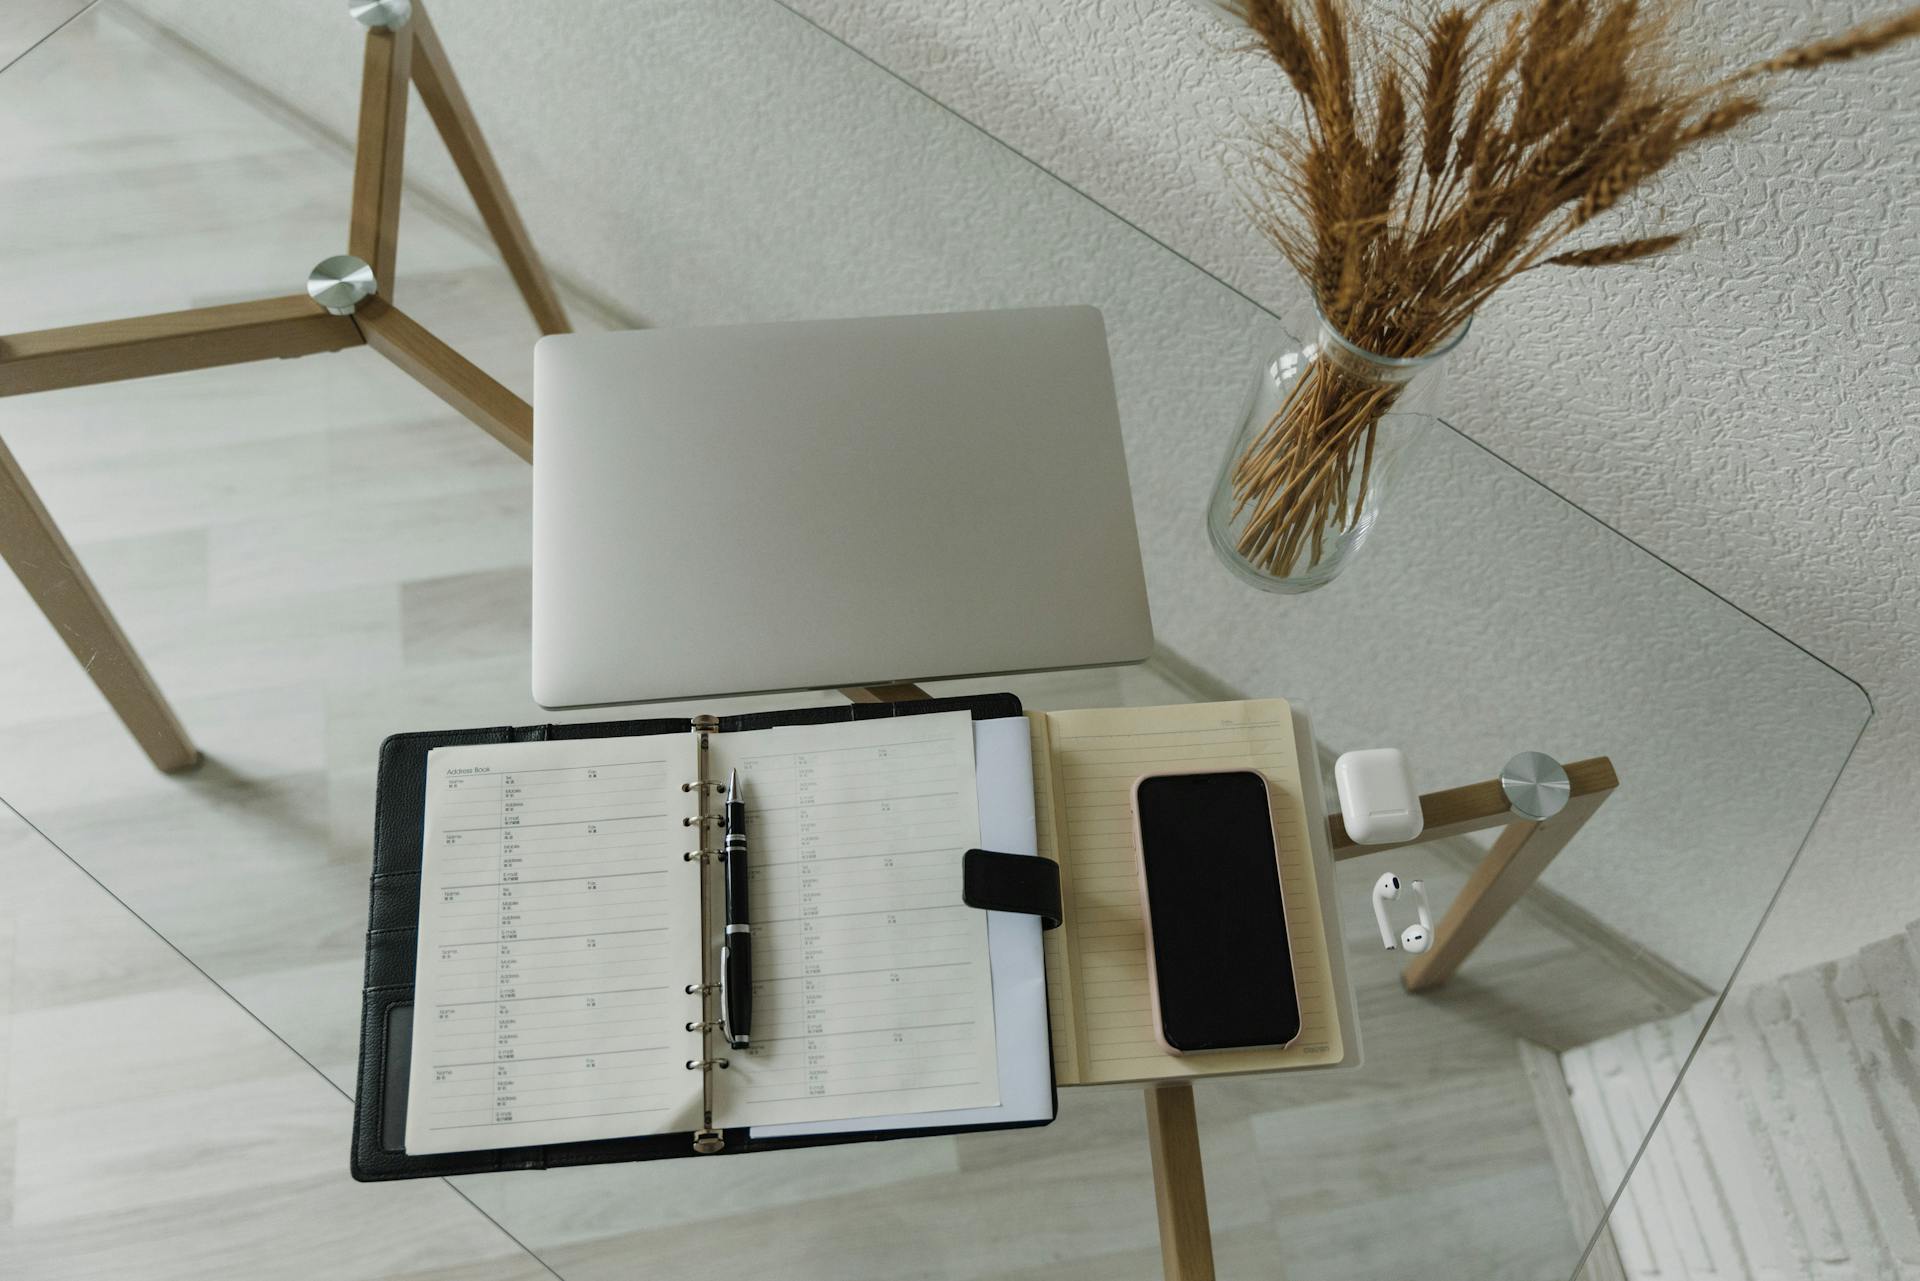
710 712 1001 1128
404 736 706 1155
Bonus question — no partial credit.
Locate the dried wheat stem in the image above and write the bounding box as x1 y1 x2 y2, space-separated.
1545 233 1686 266
1225 0 1920 576
1726 8 1920 82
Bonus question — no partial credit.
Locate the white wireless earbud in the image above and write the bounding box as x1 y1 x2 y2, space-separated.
1372 874 1436 954
1400 879 1433 954
1371 873 1402 951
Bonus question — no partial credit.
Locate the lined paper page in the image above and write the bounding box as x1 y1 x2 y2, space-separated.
711 711 1000 1128
405 736 705 1154
1044 700 1342 1084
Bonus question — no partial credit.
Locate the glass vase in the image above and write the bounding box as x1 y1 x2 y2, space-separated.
1207 306 1467 594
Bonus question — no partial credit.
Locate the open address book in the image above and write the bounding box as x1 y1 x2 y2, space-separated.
350 695 1357 1180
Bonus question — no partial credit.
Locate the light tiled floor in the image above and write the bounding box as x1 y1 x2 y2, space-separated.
0 806 555 1281
0 7 1699 1278
1565 927 1920 1279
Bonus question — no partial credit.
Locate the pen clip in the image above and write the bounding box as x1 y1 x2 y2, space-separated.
718 941 733 1046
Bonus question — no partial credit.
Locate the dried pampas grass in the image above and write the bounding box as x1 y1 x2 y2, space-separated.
1225 0 1920 579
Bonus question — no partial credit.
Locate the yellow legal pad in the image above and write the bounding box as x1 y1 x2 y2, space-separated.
1027 699 1358 1086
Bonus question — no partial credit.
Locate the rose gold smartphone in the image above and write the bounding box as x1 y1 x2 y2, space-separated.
1132 768 1301 1054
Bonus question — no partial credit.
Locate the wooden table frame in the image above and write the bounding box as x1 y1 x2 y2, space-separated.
855 682 1619 1281
0 0 556 772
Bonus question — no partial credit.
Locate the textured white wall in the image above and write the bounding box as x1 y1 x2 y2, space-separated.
113 0 1914 983
773 0 1920 986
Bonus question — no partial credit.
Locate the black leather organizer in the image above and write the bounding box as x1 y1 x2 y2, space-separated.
351 692 1062 1181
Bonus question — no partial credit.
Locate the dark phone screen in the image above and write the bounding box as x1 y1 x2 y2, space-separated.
1135 771 1301 1052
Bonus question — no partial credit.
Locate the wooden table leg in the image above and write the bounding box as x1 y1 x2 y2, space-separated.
0 296 361 398
351 298 533 460
1145 1081 1216 1281
1402 777 1616 993
348 18 412 290
1331 757 1619 993
409 0 572 336
0 434 197 772
840 682 933 703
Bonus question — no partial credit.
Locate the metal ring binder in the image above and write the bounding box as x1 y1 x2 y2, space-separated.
685 714 726 1154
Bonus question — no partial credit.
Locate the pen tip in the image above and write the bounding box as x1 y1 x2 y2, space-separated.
728 767 738 801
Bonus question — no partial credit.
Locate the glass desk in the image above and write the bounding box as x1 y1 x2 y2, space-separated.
0 3 1869 1279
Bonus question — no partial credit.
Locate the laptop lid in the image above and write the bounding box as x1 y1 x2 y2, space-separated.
531 306 1152 707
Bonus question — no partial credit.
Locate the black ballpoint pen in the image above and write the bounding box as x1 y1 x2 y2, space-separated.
721 767 752 1049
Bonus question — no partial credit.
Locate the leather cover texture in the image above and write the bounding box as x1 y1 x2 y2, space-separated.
350 692 1053 1181
962 848 1063 928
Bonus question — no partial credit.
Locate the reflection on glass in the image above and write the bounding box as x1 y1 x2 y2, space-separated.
0 3 1870 1279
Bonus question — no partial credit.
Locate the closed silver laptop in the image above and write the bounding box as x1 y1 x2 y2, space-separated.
531 306 1152 707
